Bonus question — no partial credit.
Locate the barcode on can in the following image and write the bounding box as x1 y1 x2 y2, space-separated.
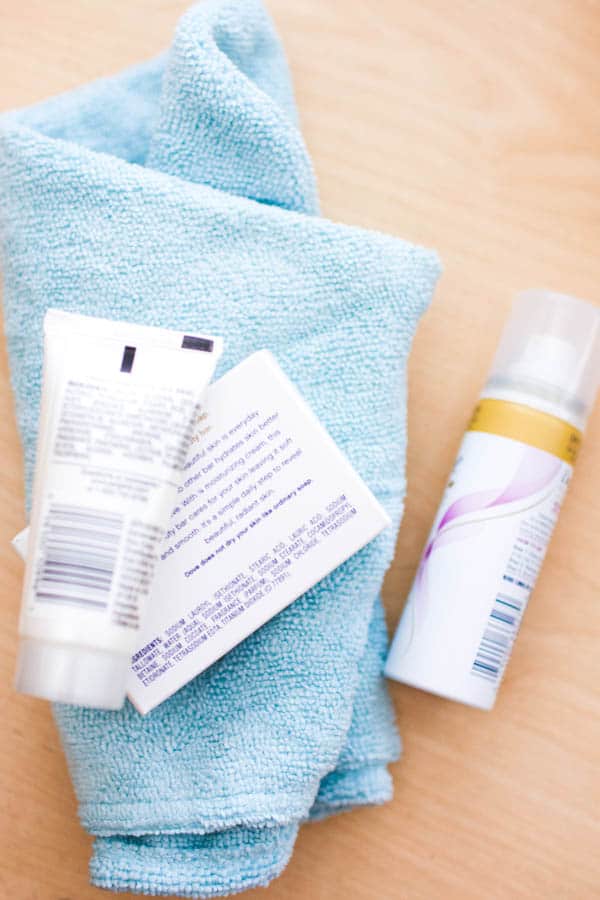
471 594 524 683
34 503 123 610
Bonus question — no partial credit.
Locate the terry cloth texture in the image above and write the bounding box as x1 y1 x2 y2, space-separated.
0 0 440 896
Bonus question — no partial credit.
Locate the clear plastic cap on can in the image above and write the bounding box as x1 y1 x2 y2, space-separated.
483 290 600 429
15 638 128 710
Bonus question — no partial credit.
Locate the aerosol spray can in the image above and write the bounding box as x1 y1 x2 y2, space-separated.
385 290 599 709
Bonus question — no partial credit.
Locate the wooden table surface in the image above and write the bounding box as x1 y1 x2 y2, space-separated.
1 1 599 898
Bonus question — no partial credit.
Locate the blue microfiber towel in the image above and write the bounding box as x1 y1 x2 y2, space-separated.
0 1 440 895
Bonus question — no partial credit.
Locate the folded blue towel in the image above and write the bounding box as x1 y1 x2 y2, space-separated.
0 1 440 895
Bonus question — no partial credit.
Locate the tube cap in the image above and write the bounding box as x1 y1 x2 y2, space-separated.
15 639 128 710
483 290 600 429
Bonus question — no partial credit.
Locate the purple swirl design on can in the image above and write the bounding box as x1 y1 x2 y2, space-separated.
414 446 561 610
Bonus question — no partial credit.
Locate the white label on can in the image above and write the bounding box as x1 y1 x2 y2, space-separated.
386 430 570 709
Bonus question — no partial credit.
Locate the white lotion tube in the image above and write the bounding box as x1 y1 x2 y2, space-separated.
386 291 599 709
16 310 222 710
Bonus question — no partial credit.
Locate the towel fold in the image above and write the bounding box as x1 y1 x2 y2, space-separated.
0 0 440 895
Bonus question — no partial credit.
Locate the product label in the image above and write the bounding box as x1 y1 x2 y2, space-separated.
21 315 221 656
126 351 390 713
29 377 198 630
386 420 571 709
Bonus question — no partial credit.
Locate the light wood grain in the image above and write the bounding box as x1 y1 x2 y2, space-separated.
1 2 599 898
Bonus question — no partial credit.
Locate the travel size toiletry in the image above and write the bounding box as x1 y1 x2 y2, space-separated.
14 350 391 714
16 310 222 710
385 290 599 709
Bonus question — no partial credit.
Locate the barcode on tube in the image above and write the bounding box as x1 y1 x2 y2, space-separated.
471 594 524 683
34 504 123 610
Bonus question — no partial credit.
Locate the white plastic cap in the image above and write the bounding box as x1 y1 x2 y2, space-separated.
483 290 600 429
15 639 128 710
